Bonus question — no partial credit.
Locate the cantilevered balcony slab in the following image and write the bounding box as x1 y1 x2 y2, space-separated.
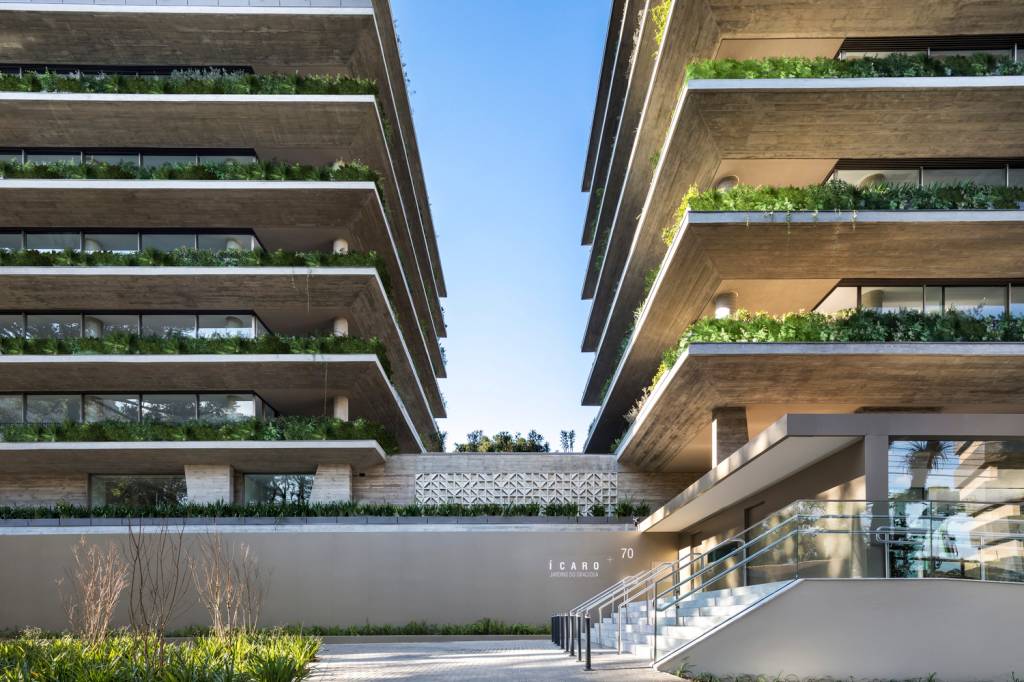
583 75 1024 355
583 209 1024 450
0 440 386 475
0 2 447 299
0 179 445 380
0 92 446 342
0 354 422 453
640 412 1024 534
0 267 444 427
615 343 1024 472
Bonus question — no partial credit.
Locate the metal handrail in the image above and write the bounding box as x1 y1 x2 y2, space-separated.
569 570 645 615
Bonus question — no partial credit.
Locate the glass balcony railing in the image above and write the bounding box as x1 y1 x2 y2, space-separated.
0 230 262 254
0 312 267 341
0 392 276 425
0 0 373 8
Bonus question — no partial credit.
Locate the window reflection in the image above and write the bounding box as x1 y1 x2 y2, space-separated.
244 474 314 505
860 286 923 313
141 233 196 252
26 232 80 252
142 394 198 422
25 314 81 339
0 315 24 338
25 152 80 165
834 169 919 188
197 234 255 252
84 315 140 338
199 394 256 423
26 394 81 423
198 314 252 338
944 286 1007 318
84 394 140 423
0 395 23 424
87 153 140 167
90 475 186 508
922 168 1006 186
0 233 22 251
83 233 139 253
142 315 197 338
142 154 197 169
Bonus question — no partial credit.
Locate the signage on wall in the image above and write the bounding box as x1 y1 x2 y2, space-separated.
547 546 636 578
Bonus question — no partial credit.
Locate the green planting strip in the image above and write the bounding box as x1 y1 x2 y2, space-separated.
0 159 379 183
0 333 390 377
0 68 377 96
0 499 652 520
0 416 399 455
686 53 1024 81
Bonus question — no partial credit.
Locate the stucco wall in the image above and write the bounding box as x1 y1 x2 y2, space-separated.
0 524 678 631
659 579 1024 681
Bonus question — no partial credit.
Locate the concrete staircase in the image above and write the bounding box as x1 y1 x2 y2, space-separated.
589 581 787 658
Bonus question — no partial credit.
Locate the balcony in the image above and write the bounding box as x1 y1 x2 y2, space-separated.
0 174 448 382
0 353 422 452
583 207 1024 450
582 65 1024 354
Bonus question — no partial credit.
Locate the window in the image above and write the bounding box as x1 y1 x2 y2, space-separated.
84 395 140 423
141 233 196 252
197 234 255 252
0 150 22 163
142 315 196 338
83 233 139 253
0 315 24 338
834 169 919 188
142 154 197 169
25 314 81 339
922 168 1006 187
889 439 1024 504
244 474 314 505
25 232 80 252
26 395 81 423
83 314 140 338
1010 168 1024 189
88 153 140 167
142 394 198 423
25 152 79 165
0 233 21 251
198 314 253 338
815 286 857 315
924 286 943 314
0 395 23 424
1012 286 1024 316
199 394 256 423
944 286 1007 317
860 286 923 313
199 154 256 165
90 475 186 508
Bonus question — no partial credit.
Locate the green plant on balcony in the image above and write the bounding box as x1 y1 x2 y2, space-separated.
0 248 392 296
0 158 379 183
662 181 1024 246
685 52 1024 81
0 416 399 454
651 0 671 49
622 309 1024 429
0 334 391 377
0 68 377 96
453 430 550 452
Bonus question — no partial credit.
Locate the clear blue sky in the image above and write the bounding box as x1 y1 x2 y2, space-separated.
390 0 609 451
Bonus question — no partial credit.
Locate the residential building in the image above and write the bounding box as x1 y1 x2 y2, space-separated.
569 0 1024 675
0 0 447 507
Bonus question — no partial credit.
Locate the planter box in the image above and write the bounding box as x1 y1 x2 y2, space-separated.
242 517 276 526
26 518 59 527
183 517 215 526
58 518 91 527
424 517 461 524
0 519 29 527
455 516 487 524
364 516 398 525
578 516 610 525
90 518 128 527
334 516 368 525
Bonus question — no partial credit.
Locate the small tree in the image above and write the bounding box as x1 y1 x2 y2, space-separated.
559 430 576 452
190 533 266 637
57 537 128 643
123 519 190 638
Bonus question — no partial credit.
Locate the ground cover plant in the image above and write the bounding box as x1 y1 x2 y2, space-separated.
0 416 399 455
662 181 1024 246
453 429 550 452
0 333 390 376
0 158 378 183
686 52 1024 81
0 499 651 520
0 67 376 96
171 618 550 638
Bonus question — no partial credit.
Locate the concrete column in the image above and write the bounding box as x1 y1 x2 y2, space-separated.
184 465 233 504
310 464 353 504
714 291 738 319
332 238 349 254
711 406 748 467
333 396 349 422
333 317 349 337
864 435 890 578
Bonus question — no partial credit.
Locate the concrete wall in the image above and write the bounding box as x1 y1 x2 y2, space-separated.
0 454 696 509
0 524 677 631
678 441 865 588
659 579 1024 681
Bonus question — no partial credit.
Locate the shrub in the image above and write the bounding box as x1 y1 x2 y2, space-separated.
651 0 671 48
0 416 399 454
0 630 320 681
453 430 550 452
0 333 391 377
686 52 1024 81
0 67 377 96
0 158 378 184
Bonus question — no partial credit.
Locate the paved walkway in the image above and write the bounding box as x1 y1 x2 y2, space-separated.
310 640 678 680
